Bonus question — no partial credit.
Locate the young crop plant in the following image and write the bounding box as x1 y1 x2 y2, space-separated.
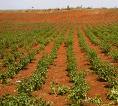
50 81 56 95
109 49 118 62
89 96 102 106
108 86 118 102
50 81 69 95
57 84 69 95
0 93 51 106
68 72 89 105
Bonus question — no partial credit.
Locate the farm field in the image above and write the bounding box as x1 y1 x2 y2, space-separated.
0 9 118 106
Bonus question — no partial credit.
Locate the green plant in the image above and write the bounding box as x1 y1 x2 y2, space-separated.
0 93 51 106
100 42 110 54
109 50 118 62
50 81 56 95
57 84 69 95
66 30 89 105
90 96 102 106
78 28 118 103
0 52 35 82
108 86 118 101
18 35 64 94
0 23 64 83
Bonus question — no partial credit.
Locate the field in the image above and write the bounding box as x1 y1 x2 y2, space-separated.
0 9 118 106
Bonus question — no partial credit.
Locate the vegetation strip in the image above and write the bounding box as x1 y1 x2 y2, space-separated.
0 33 65 106
85 26 118 62
90 24 118 47
78 29 118 104
0 24 68 105
66 30 88 105
0 23 54 72
65 29 101 105
0 24 62 83
0 93 50 106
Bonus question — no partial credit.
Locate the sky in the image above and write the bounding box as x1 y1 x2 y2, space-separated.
0 0 118 10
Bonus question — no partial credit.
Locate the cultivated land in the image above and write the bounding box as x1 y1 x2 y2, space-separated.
0 9 118 106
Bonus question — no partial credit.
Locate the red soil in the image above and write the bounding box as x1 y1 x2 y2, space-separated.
0 9 118 24
0 85 16 96
32 43 72 106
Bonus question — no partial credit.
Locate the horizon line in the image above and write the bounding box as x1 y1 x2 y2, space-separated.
0 6 118 11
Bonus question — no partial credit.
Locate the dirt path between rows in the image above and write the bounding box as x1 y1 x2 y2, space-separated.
74 28 110 105
0 41 54 96
32 43 72 106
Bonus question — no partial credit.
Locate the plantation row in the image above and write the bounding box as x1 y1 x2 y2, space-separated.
65 29 91 105
0 27 98 106
0 22 64 74
78 29 118 102
0 25 67 105
0 22 67 83
87 24 118 62
0 23 118 105
90 24 118 47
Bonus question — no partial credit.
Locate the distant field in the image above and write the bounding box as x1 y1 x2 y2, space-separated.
0 9 118 106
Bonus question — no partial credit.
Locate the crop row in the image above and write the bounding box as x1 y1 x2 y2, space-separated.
65 29 90 105
0 24 65 83
18 34 64 94
0 52 35 83
85 27 110 53
78 29 118 102
90 24 118 47
65 29 103 105
0 23 59 75
0 93 50 106
0 27 66 106
0 23 54 74
86 26 118 62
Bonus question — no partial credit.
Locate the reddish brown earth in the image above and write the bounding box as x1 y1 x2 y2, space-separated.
0 9 118 24
32 43 72 106
73 28 110 105
0 41 54 96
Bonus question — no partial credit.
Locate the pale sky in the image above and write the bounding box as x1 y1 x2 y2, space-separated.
0 0 118 10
